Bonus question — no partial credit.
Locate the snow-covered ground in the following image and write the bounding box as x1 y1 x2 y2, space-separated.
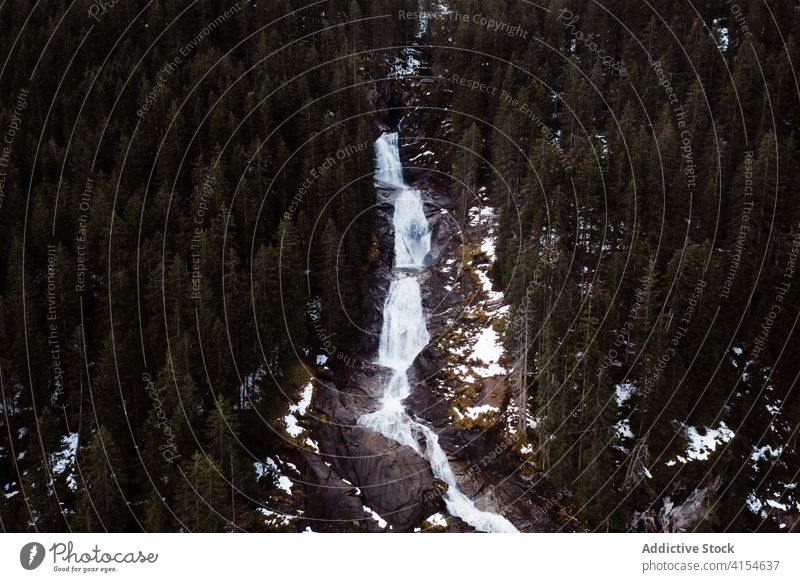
49 432 79 491
362 505 388 529
434 193 514 431
254 456 304 529
284 380 313 438
255 456 299 495
661 422 735 466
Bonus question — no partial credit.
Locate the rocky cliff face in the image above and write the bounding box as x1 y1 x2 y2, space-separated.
631 478 722 532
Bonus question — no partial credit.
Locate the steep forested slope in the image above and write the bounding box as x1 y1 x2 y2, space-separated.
422 0 800 531
2 0 799 533
0 0 417 532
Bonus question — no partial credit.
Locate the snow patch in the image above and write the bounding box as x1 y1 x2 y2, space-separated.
615 419 634 439
363 506 388 528
615 382 635 406
304 437 320 453
751 444 783 463
258 507 294 527
681 422 734 462
766 499 787 511
49 432 79 489
425 512 447 528
470 327 506 378
480 236 496 261
409 150 434 162
284 380 313 438
3 481 19 499
256 457 294 494
745 492 763 514
464 404 500 420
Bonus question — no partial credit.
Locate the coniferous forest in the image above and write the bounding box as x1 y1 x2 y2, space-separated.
1 0 799 537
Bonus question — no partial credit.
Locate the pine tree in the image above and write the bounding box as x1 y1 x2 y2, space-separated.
204 395 253 527
73 426 130 532
174 452 230 532
319 218 346 342
452 123 482 218
273 216 308 363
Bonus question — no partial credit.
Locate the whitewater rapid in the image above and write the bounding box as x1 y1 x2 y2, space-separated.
358 133 517 533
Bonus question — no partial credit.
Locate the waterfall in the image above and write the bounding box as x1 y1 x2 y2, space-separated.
377 277 430 370
392 188 431 271
374 132 404 186
358 133 518 533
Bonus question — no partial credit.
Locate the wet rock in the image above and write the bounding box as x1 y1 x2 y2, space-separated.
344 428 444 530
300 450 382 532
304 379 444 531
404 384 449 425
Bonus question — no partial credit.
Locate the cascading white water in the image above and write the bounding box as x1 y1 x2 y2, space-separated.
375 132 431 271
393 188 431 271
359 132 518 533
374 132 405 186
377 277 430 369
